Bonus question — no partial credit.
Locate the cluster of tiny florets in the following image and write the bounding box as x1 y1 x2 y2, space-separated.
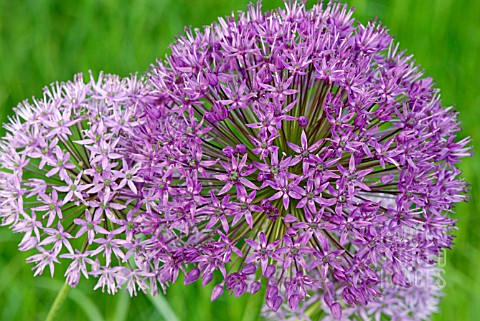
0 72 156 294
139 1 470 318
0 1 471 320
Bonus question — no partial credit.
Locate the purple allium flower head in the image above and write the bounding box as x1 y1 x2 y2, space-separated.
0 72 156 294
134 0 471 317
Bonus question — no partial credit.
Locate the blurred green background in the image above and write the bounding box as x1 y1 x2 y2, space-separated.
0 0 478 320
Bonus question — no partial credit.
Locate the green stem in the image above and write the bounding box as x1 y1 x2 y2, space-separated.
45 282 70 321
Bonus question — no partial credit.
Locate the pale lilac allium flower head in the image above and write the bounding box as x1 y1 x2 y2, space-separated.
135 1 471 318
0 72 155 294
